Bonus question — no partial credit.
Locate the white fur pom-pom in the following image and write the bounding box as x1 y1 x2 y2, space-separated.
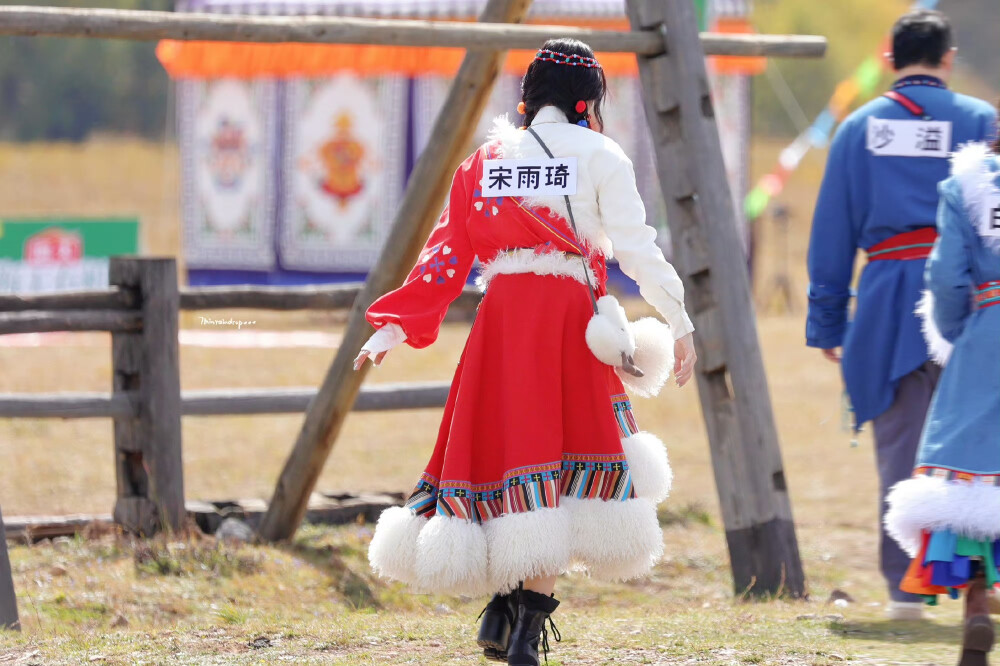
585 295 635 366
915 289 953 366
368 506 425 585
621 432 673 503
617 317 674 397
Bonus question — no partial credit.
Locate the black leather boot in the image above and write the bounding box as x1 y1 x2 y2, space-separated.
477 589 519 662
506 589 561 666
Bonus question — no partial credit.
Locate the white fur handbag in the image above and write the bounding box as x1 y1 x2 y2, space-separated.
527 128 675 397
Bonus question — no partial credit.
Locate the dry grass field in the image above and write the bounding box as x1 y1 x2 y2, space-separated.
0 139 974 663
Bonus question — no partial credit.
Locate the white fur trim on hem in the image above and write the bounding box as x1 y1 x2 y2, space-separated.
475 249 595 292
885 475 1000 557
367 496 663 596
915 290 953 366
414 514 491 596
483 506 571 594
564 496 664 581
368 506 425 586
622 432 673 504
618 317 675 397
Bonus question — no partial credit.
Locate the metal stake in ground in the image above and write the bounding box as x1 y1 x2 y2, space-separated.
625 0 806 597
0 504 20 631
257 0 535 542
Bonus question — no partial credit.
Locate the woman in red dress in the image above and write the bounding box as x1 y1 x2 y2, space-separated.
354 39 697 666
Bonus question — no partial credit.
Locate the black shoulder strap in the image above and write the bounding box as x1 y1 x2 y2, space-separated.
524 126 599 314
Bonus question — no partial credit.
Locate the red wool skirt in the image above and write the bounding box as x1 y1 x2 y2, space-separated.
368 272 672 596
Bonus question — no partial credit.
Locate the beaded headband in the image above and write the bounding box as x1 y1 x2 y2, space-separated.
534 49 602 69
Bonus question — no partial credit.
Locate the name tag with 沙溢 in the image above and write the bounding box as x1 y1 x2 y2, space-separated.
481 157 578 197
866 117 952 158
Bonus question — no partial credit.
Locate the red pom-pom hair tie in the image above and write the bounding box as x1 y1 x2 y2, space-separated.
574 100 587 114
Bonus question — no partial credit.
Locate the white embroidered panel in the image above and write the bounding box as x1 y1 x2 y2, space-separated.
480 157 578 197
866 118 952 158
182 78 278 270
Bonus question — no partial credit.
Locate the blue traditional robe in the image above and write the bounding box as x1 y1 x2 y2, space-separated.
919 149 1000 473
806 75 996 425
883 146 1000 567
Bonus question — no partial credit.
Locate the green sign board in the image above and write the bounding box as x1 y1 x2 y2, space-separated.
0 217 139 293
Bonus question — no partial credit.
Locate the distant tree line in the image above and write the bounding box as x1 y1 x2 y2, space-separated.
0 0 171 141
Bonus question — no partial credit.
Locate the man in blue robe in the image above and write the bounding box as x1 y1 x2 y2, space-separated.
806 9 997 620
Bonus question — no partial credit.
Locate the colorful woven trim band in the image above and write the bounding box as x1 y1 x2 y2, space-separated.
867 227 938 261
976 281 1000 311
534 49 602 69
914 466 1000 485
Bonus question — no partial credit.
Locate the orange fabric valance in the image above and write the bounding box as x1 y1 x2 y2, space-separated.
157 18 641 78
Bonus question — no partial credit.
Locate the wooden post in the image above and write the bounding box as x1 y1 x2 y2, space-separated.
257 0 533 542
109 257 185 536
626 0 805 597
0 505 19 631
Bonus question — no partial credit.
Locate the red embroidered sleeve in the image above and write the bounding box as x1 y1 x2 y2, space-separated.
365 149 480 349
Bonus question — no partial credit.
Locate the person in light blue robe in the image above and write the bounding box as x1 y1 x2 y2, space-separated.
885 140 1000 665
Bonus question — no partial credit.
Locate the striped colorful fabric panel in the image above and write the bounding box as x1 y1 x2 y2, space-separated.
914 466 1000 485
404 473 439 517
975 282 1000 310
404 454 636 523
560 453 633 502
611 393 639 438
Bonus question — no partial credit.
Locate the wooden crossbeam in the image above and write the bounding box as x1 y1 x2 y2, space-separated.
626 0 805 597
257 0 534 542
0 6 826 58
0 383 452 419
0 310 141 335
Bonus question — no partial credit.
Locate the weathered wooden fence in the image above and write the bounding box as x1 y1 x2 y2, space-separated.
0 256 481 536
0 1 827 597
0 505 18 631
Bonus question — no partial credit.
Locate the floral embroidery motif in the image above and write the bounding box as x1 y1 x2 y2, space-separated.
418 244 460 284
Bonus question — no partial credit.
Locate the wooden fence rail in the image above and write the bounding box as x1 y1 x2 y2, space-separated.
0 310 141 335
0 258 463 536
0 284 481 313
0 384 451 419
0 6 827 58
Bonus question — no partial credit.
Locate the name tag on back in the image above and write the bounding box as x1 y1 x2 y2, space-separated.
983 193 1000 239
481 157 578 197
866 118 952 158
